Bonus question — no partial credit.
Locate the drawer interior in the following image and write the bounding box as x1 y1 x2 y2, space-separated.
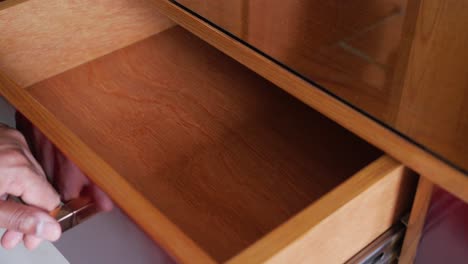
0 0 174 87
20 26 386 262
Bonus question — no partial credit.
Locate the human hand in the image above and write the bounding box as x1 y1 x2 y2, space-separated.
45 147 114 212
15 113 113 213
0 124 61 250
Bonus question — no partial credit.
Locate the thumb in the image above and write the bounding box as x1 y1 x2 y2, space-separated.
0 200 61 242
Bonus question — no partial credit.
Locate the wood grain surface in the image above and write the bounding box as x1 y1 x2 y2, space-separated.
25 27 381 262
177 0 248 38
178 0 407 122
395 0 468 172
149 0 468 202
176 0 468 177
0 72 216 264
228 156 416 264
399 177 434 264
0 0 27 11
0 0 175 87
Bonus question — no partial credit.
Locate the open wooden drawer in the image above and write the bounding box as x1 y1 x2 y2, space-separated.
0 4 416 263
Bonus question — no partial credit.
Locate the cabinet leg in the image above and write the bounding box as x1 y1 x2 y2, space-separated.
399 177 433 264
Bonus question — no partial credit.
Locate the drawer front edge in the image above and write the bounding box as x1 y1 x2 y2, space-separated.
228 156 416 264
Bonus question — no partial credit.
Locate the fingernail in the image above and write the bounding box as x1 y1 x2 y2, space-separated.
36 221 61 241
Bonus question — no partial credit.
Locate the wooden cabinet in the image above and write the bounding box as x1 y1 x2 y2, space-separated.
0 1 419 263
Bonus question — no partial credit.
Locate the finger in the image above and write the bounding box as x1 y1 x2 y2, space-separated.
0 127 29 150
12 117 55 180
21 145 49 179
54 153 89 201
0 148 60 211
89 185 113 212
12 173 60 212
1 230 23 249
0 131 44 180
23 235 42 250
0 201 61 241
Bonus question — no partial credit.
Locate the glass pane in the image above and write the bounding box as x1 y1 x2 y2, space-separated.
173 0 468 174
